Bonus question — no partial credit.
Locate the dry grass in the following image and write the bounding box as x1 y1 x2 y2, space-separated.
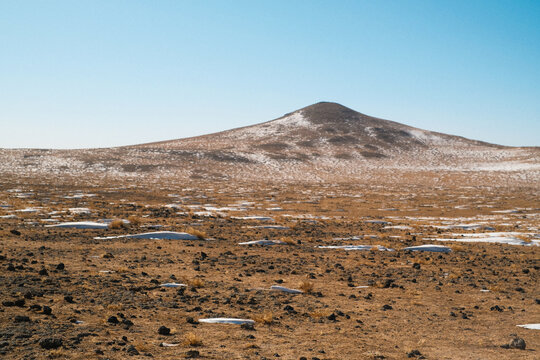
189 278 205 288
253 311 274 324
108 219 126 229
299 280 314 293
183 332 203 347
449 244 466 252
133 340 151 353
280 236 296 245
128 215 142 226
186 227 207 240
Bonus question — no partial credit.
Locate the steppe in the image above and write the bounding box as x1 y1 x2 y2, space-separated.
1 103 539 359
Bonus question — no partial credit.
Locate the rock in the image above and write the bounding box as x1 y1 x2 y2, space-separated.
382 304 393 311
10 229 21 236
241 322 255 330
412 263 421 270
186 350 200 358
39 338 63 349
14 299 25 307
107 316 120 324
126 345 139 355
503 337 526 350
407 349 422 358
14 315 31 323
64 295 74 303
42 306 52 315
38 268 48 276
186 317 198 324
56 263 65 270
158 326 171 335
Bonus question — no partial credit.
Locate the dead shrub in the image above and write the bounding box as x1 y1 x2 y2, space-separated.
253 311 273 324
183 332 203 347
186 227 207 240
108 219 125 229
299 281 314 293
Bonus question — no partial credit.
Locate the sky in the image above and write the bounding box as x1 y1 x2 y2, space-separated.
1 0 539 149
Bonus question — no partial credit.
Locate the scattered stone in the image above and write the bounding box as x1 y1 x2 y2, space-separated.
126 345 139 355
407 349 422 358
14 315 31 323
10 229 21 236
39 338 63 349
56 263 65 270
42 306 52 315
38 268 48 276
502 337 526 350
382 304 393 311
158 326 171 335
186 350 200 358
64 295 75 303
107 316 120 324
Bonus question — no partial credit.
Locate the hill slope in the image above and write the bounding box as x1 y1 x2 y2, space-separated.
0 102 538 183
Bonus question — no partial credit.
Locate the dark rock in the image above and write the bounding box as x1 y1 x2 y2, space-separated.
186 317 198 324
186 350 200 358
107 316 119 324
407 349 422 358
39 338 63 349
412 263 421 270
241 322 255 330
10 229 21 236
507 337 526 350
127 345 139 355
158 326 170 335
42 306 52 315
56 263 65 270
382 304 393 311
64 295 74 303
14 315 31 323
38 268 48 276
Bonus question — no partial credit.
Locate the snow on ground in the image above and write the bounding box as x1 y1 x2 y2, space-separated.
198 318 255 325
159 283 187 288
238 240 286 246
95 231 200 240
517 324 540 330
270 285 303 294
47 221 109 229
68 207 92 214
318 245 394 251
430 232 539 246
232 216 274 221
403 245 452 253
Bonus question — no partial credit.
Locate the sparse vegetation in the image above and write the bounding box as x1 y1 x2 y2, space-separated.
186 227 207 240
253 311 274 324
299 281 314 293
108 219 126 229
183 332 203 347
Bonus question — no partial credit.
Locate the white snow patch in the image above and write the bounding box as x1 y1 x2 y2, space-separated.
160 283 187 288
517 324 540 330
270 285 303 294
198 318 255 325
318 245 394 251
239 240 286 246
403 244 452 253
48 221 109 229
95 231 200 240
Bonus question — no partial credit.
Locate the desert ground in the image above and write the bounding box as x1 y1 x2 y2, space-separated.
0 170 538 360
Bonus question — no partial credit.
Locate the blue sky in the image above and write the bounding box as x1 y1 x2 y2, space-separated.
1 0 539 148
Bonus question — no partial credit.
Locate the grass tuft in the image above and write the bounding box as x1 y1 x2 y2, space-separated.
108 219 126 229
186 227 207 240
299 281 314 293
183 332 203 347
253 311 273 324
